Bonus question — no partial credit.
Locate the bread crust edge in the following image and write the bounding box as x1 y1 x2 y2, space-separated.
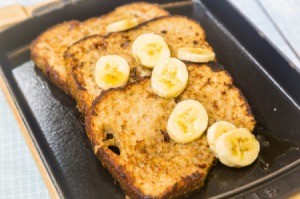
30 20 81 95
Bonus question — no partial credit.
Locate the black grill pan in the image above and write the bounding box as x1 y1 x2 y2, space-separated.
0 0 299 198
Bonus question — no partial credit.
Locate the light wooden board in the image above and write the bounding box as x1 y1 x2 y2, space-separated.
0 4 28 30
0 0 59 31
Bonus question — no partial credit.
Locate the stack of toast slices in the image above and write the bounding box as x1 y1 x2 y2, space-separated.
30 2 256 198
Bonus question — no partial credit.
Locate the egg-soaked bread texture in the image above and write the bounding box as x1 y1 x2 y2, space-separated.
85 63 256 198
30 2 169 95
65 16 213 113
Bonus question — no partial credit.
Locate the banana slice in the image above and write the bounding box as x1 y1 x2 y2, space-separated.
94 55 130 90
151 58 188 98
132 33 171 68
106 18 139 33
177 47 215 63
207 121 236 156
167 99 208 144
215 128 260 168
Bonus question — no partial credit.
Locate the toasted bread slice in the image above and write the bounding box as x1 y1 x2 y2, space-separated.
65 16 213 113
30 2 169 94
86 63 256 198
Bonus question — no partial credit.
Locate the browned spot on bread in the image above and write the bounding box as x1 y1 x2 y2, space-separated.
120 41 130 48
196 164 207 169
160 130 170 142
207 62 225 72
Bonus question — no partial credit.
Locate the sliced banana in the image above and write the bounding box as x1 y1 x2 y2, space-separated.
151 58 188 98
207 121 236 157
177 47 215 63
94 55 130 90
167 99 208 144
132 33 171 68
215 128 260 168
106 18 139 33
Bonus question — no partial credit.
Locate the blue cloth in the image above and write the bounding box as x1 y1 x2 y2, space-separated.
0 90 49 199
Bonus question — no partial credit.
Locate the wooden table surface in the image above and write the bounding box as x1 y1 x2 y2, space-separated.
0 0 299 198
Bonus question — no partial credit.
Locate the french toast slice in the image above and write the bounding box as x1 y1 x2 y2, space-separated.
30 2 169 94
65 16 213 113
86 63 256 198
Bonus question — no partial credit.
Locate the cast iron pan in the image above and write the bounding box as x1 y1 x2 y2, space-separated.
0 0 299 198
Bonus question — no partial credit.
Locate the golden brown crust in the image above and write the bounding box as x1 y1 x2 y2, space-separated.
85 64 256 198
96 147 216 199
65 15 212 114
30 2 169 96
30 20 81 95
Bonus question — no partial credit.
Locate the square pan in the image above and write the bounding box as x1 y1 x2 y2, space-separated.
0 0 299 198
